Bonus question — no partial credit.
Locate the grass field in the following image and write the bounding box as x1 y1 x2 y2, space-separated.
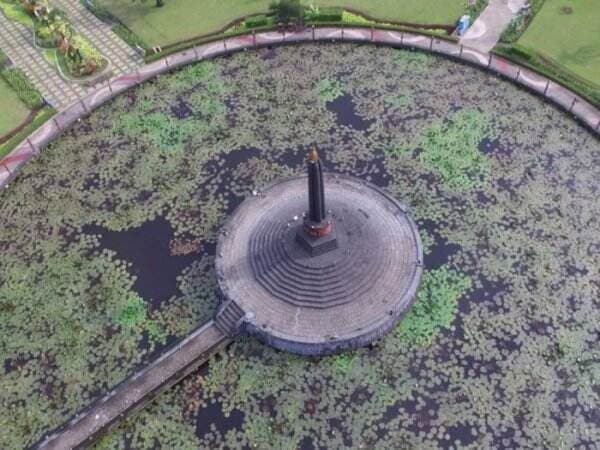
97 0 467 47
0 76 30 137
518 0 600 86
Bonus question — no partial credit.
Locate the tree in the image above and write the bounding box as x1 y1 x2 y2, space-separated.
269 0 306 24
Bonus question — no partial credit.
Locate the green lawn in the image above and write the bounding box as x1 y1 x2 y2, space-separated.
97 0 466 47
518 0 600 86
0 76 30 137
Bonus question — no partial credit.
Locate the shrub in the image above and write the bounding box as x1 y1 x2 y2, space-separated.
0 48 10 68
506 43 534 61
59 35 105 77
465 0 488 20
308 6 343 22
499 0 545 44
245 14 268 28
0 67 44 108
79 0 114 22
112 23 148 51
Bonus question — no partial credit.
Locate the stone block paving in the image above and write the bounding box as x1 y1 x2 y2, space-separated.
51 0 143 78
0 0 142 109
0 10 84 108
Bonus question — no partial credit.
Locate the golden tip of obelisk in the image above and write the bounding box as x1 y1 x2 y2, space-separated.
309 146 319 162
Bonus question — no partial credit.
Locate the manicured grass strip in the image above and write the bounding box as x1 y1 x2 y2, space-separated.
319 0 465 24
494 44 600 107
97 0 468 47
517 0 600 86
0 76 30 136
0 106 55 159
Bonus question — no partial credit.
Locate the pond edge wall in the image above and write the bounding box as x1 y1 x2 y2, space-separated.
10 26 600 450
1 27 599 191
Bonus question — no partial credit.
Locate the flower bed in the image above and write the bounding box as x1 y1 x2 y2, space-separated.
0 0 108 79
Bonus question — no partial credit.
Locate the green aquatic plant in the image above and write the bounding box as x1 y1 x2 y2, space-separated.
392 49 431 70
116 296 147 328
331 351 357 374
385 91 414 109
419 228 435 255
116 296 167 346
317 78 343 102
396 265 472 346
418 109 493 191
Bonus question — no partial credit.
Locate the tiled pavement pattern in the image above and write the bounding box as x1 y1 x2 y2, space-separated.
51 0 143 79
0 0 142 108
0 10 85 107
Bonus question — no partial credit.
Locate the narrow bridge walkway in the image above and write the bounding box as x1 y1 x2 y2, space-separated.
35 321 230 450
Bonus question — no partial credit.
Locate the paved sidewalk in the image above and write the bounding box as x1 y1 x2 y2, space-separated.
51 0 143 77
0 10 85 107
0 0 142 109
461 0 527 52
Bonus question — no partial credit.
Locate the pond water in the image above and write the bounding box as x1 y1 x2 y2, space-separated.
0 43 598 449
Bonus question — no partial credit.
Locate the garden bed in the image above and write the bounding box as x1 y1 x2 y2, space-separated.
0 0 109 80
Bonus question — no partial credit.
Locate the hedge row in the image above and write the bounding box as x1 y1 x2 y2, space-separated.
245 14 269 28
499 0 545 44
0 67 44 109
146 22 457 63
0 48 10 68
494 44 600 107
0 106 55 160
308 7 344 22
80 0 149 51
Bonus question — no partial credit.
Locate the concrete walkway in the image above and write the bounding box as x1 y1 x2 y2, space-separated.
0 0 142 109
35 321 230 450
460 0 527 52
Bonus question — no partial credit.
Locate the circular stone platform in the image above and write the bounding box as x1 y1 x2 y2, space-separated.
216 173 423 355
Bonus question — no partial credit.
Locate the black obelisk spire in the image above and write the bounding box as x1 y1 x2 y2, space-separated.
307 147 326 222
296 147 338 256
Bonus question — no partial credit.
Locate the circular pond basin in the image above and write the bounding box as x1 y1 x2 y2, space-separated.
0 43 598 449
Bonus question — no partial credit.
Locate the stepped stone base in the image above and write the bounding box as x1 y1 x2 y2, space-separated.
215 174 423 355
295 224 338 256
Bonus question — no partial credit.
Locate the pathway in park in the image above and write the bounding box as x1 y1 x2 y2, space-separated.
51 0 143 78
0 0 142 109
460 0 528 52
0 10 84 107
